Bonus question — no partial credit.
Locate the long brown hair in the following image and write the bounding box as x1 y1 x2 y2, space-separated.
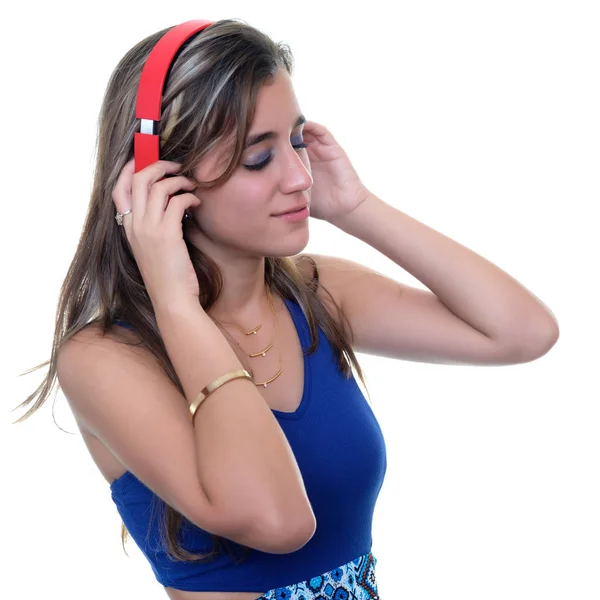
12 18 371 565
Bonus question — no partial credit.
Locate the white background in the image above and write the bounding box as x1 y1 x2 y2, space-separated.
2 1 598 598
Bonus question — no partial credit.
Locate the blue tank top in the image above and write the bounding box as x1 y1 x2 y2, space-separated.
110 297 387 592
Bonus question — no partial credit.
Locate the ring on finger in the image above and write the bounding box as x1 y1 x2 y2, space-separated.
115 209 132 226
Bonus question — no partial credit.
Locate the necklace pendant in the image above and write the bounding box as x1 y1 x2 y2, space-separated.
263 383 268 388
249 342 273 358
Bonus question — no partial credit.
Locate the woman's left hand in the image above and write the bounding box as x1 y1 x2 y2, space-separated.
303 120 370 223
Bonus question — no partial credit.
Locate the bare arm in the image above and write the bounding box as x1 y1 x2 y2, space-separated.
57 303 315 554
154 297 316 546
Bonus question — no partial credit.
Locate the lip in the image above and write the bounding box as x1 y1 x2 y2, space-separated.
272 204 308 217
272 205 310 222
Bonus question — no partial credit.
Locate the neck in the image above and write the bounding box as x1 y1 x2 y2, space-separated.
184 226 275 325
206 256 270 325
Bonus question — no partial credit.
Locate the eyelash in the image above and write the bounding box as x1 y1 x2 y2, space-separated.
244 142 309 172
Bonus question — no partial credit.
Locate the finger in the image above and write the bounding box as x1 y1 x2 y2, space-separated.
111 158 136 214
131 160 183 221
146 176 198 223
163 193 202 230
303 120 335 144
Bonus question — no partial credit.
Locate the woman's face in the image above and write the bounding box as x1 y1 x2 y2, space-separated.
186 69 313 259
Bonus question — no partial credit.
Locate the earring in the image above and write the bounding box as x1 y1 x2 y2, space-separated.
184 211 192 220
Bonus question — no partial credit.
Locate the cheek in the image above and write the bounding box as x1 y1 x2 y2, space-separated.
206 180 272 235
228 177 274 217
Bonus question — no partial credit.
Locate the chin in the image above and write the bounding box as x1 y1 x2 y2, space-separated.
265 227 310 258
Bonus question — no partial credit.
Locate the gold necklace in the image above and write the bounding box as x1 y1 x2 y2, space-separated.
217 288 283 388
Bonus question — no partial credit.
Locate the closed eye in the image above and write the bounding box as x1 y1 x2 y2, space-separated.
244 141 308 172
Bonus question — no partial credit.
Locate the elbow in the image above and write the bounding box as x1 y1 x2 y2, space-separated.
500 317 560 364
269 509 317 554
221 506 316 555
519 323 560 362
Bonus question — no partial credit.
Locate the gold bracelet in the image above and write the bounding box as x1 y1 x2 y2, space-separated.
189 369 253 424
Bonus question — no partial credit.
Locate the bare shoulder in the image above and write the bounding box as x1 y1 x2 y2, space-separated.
292 253 354 336
60 321 157 367
56 322 166 431
62 320 144 351
294 252 351 303
57 320 165 390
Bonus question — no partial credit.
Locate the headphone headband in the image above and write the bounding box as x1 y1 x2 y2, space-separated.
134 19 215 172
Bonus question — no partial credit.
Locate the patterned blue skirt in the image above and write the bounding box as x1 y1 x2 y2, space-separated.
256 551 379 599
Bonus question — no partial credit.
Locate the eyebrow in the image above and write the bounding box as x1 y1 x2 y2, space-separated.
244 114 306 148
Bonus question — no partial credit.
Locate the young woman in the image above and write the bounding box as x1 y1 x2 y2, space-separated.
14 18 559 600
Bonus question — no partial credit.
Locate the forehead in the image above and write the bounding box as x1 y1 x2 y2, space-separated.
249 70 301 128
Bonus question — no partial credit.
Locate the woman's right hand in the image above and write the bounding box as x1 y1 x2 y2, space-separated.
112 159 202 308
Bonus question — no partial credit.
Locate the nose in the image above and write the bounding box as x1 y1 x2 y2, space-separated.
279 145 313 195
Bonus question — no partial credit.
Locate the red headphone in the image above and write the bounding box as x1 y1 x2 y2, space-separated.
134 19 215 173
